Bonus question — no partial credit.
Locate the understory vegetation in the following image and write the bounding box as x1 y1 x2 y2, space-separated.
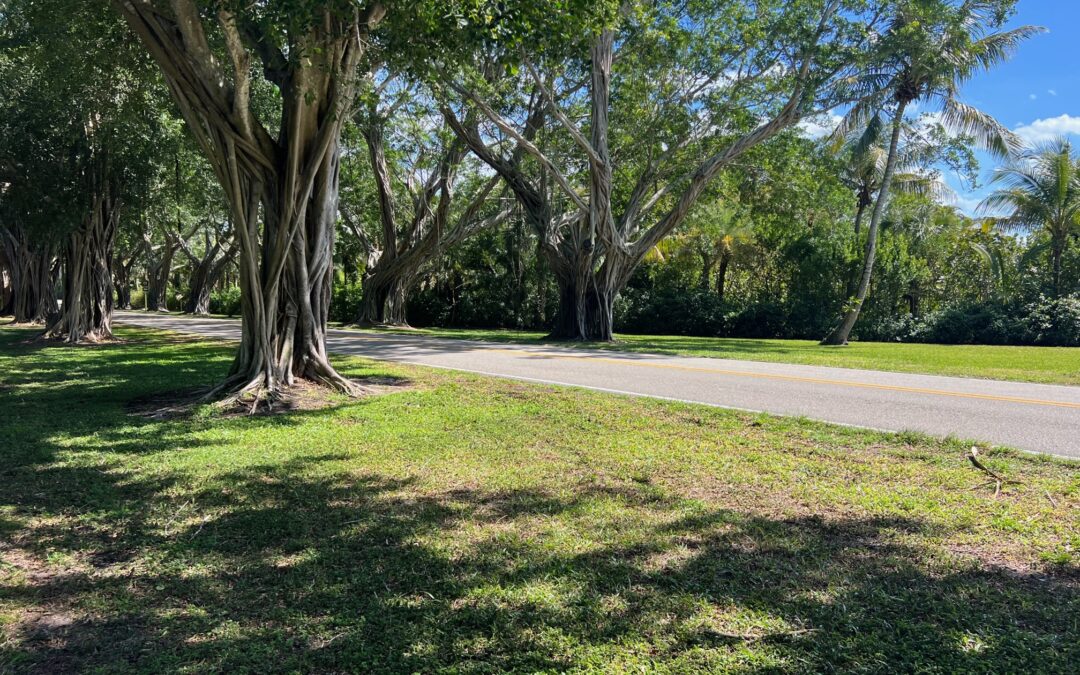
1 324 1078 672
394 191 1080 345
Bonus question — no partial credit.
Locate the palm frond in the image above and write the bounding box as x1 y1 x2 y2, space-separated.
827 99 882 153
969 241 1004 286
939 98 1022 158
849 113 885 160
967 26 1047 76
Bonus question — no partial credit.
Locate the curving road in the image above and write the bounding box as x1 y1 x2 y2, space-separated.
116 311 1080 459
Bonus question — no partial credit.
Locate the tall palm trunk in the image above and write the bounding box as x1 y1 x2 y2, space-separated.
716 252 732 301
845 197 870 298
1051 233 1065 297
822 100 908 346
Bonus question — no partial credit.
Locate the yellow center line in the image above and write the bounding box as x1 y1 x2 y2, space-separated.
484 348 1080 410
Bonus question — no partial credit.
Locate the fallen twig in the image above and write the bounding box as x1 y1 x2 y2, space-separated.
968 446 1004 496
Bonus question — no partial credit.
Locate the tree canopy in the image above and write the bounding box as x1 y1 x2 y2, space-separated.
2 0 1075 406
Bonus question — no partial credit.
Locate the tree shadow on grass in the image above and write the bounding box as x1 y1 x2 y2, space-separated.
3 460 1077 673
2 325 1078 673
0 325 407 466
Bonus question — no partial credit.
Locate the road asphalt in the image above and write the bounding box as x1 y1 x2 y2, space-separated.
115 311 1080 459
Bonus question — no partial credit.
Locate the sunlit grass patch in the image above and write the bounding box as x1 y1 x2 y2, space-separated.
1 324 1077 672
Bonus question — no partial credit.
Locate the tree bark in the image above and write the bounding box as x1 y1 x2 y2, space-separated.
144 230 180 312
44 186 119 343
352 110 506 327
1051 233 1064 297
546 270 618 341
0 239 12 316
183 237 236 315
822 99 909 346
716 253 731 301
698 250 715 291
1 227 57 323
845 196 870 298
116 1 385 400
448 14 826 342
358 274 409 326
112 241 143 310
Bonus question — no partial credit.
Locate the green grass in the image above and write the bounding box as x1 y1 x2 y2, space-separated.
359 325 1080 386
125 310 1080 385
2 323 1078 672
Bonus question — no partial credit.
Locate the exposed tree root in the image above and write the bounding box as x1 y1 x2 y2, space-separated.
129 374 403 421
34 328 122 346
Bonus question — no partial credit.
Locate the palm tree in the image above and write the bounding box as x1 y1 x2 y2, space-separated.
820 0 1040 345
836 118 951 296
837 118 950 240
978 137 1080 296
680 200 753 299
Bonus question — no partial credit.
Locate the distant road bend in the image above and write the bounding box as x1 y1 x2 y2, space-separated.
116 311 1080 459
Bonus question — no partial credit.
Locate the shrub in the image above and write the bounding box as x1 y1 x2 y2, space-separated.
208 286 241 317
865 294 1080 347
329 281 363 324
1021 294 1080 346
616 288 730 336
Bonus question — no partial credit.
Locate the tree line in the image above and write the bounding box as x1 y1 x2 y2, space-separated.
1 0 1075 404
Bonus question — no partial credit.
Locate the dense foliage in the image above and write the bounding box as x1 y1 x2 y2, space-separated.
2 0 1075 358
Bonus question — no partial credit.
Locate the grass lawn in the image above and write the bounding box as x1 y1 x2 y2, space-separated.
130 310 1080 385
2 323 1078 672
362 326 1080 386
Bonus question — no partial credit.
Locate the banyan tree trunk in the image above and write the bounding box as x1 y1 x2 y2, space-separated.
184 244 234 315
183 252 213 315
547 271 617 342
112 243 143 310
145 242 177 312
115 273 133 309
117 0 383 401
3 229 58 324
0 242 12 316
44 191 118 343
358 272 411 327
220 138 352 397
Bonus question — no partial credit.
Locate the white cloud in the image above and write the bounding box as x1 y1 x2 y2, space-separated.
1029 93 1037 100
1013 114 1080 144
1048 89 1058 96
797 112 843 139
949 193 984 216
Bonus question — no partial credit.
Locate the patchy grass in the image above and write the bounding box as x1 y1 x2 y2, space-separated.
1 323 1078 673
359 326 1080 386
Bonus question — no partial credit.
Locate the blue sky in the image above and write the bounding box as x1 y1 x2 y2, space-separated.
949 0 1080 213
799 0 1080 215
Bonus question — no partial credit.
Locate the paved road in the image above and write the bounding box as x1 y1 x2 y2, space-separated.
116 311 1080 459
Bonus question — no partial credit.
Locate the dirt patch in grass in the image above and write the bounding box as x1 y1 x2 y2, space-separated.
31 333 128 347
126 376 414 421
